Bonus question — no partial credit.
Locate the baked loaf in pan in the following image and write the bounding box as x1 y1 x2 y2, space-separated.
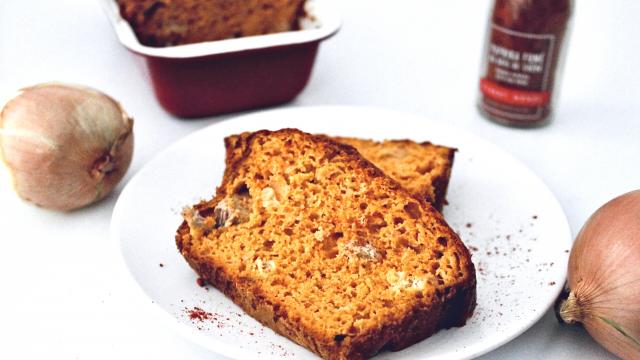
176 129 476 359
117 0 306 46
225 134 456 211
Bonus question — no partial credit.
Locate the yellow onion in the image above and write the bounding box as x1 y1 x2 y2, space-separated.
557 190 640 360
0 83 134 211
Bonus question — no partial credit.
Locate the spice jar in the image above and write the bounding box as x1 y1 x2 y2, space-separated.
478 0 573 127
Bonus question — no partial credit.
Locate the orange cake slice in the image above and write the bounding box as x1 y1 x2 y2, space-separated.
176 129 475 359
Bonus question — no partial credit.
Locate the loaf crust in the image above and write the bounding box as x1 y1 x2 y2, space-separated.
117 0 306 47
176 129 476 359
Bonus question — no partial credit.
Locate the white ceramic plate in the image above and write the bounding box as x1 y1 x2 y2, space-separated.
111 106 572 360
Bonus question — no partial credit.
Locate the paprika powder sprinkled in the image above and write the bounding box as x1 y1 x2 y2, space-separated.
478 0 573 127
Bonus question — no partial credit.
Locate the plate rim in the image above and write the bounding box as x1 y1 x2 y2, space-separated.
110 105 572 360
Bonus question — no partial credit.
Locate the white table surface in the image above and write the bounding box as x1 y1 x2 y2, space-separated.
1 0 638 359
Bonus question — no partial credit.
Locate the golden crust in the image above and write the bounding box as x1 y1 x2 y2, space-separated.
177 129 476 359
116 0 306 47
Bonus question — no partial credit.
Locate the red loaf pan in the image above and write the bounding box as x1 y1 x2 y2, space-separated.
102 0 341 118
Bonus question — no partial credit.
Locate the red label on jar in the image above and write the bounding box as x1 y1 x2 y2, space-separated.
479 23 557 123
480 78 550 107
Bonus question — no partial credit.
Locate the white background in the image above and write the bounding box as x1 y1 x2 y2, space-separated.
1 0 638 359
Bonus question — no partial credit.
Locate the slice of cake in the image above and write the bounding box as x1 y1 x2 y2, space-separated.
334 138 455 211
176 129 476 359
225 133 456 211
117 0 306 47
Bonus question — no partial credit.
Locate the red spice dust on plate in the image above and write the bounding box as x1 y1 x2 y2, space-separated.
182 306 296 357
187 306 213 322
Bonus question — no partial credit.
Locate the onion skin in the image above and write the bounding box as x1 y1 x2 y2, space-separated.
0 83 134 211
558 190 640 360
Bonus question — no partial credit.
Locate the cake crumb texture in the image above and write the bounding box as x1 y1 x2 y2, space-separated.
225 133 456 211
334 137 455 211
177 129 475 360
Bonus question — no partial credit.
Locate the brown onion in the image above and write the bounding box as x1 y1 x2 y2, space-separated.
0 83 134 211
557 190 640 360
